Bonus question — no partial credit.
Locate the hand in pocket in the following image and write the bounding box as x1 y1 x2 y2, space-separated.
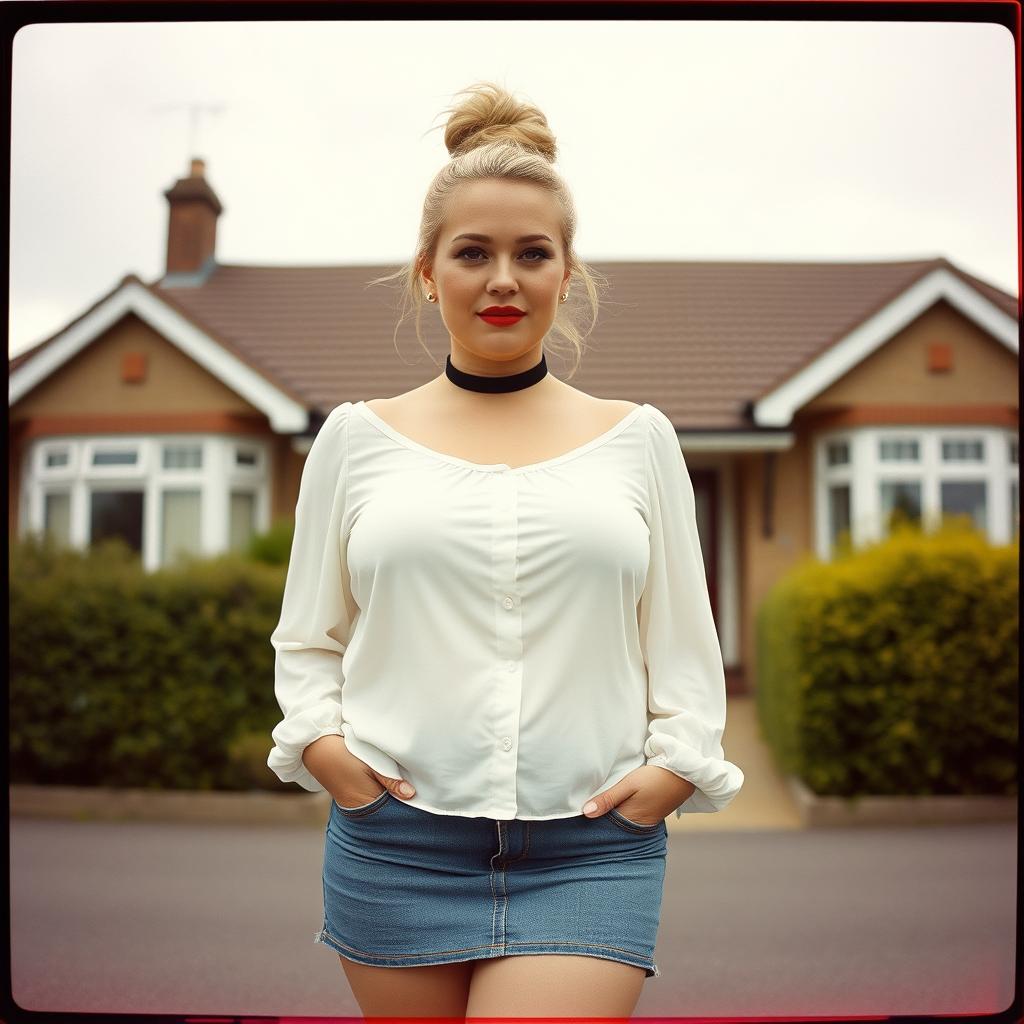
326 738 417 807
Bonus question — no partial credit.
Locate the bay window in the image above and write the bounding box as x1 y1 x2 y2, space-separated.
21 434 270 571
816 426 1018 559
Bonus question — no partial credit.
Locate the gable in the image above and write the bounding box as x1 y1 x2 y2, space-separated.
9 276 309 433
803 298 1019 413
754 265 1018 427
10 312 263 422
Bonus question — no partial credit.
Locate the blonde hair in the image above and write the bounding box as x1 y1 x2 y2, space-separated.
369 81 607 379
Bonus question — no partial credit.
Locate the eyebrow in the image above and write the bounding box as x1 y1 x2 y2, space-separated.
450 233 554 244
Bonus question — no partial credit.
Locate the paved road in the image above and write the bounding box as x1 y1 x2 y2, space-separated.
9 816 1016 1018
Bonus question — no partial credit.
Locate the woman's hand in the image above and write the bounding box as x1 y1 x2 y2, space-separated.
301 734 417 806
581 765 696 825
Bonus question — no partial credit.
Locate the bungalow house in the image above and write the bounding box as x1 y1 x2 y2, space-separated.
8 157 1019 694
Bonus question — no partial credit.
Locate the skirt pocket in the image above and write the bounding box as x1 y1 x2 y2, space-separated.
605 808 665 834
331 789 392 817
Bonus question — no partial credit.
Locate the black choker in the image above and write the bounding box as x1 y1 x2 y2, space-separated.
445 353 548 394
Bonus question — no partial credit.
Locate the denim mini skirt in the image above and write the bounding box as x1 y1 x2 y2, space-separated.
314 789 667 979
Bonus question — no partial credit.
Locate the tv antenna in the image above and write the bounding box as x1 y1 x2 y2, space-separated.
151 100 226 165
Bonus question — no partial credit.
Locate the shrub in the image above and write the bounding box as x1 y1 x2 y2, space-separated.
246 518 294 566
756 519 1018 798
10 533 290 790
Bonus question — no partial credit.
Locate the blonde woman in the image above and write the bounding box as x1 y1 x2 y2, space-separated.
268 81 744 1019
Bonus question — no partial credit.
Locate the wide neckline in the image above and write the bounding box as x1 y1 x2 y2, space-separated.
355 400 649 474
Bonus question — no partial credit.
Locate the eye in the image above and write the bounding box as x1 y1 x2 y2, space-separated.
454 247 553 262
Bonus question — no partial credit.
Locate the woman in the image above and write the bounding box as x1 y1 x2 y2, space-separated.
267 81 744 1019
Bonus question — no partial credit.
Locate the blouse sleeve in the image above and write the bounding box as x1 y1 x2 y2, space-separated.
639 405 745 816
267 402 354 793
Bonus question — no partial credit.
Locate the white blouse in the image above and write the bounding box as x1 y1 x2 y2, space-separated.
267 399 744 820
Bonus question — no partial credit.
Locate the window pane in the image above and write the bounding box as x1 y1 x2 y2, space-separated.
161 490 202 565
1010 438 1018 465
45 450 69 468
162 445 203 469
880 480 922 531
235 450 257 467
1011 480 1019 538
90 490 144 552
941 439 984 462
826 441 849 466
829 484 851 552
940 480 987 533
43 492 71 546
879 439 919 462
229 491 256 552
93 449 138 466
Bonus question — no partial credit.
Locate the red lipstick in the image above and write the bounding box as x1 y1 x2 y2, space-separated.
478 305 526 327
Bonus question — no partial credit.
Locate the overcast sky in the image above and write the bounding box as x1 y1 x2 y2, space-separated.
8 17 1018 359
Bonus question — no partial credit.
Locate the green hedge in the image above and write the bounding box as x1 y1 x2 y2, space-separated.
755 519 1018 798
246 517 294 567
9 533 295 791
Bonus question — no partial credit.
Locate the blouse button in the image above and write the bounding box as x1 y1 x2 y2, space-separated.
502 737 513 750
503 597 514 609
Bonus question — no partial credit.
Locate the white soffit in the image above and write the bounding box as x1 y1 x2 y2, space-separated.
8 280 309 434
753 267 1019 428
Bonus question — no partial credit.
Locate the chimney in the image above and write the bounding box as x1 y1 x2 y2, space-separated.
162 157 224 277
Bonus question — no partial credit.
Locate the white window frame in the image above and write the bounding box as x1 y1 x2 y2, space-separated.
815 426 1018 560
20 434 272 572
227 488 261 553
86 439 145 472
228 440 269 551
162 441 204 470
233 442 263 471
40 445 74 472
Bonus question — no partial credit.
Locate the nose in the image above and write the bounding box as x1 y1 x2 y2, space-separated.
486 256 519 296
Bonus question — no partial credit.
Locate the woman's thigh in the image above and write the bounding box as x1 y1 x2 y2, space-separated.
465 954 646 1017
339 955 475 1017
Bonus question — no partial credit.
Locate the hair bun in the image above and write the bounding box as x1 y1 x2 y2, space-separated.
442 81 557 162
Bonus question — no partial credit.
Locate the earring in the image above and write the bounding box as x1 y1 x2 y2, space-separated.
426 292 436 302
560 292 568 302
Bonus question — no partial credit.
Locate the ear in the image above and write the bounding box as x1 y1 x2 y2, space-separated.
418 259 435 296
561 267 572 293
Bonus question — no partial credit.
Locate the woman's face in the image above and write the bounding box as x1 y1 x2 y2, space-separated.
420 177 572 375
